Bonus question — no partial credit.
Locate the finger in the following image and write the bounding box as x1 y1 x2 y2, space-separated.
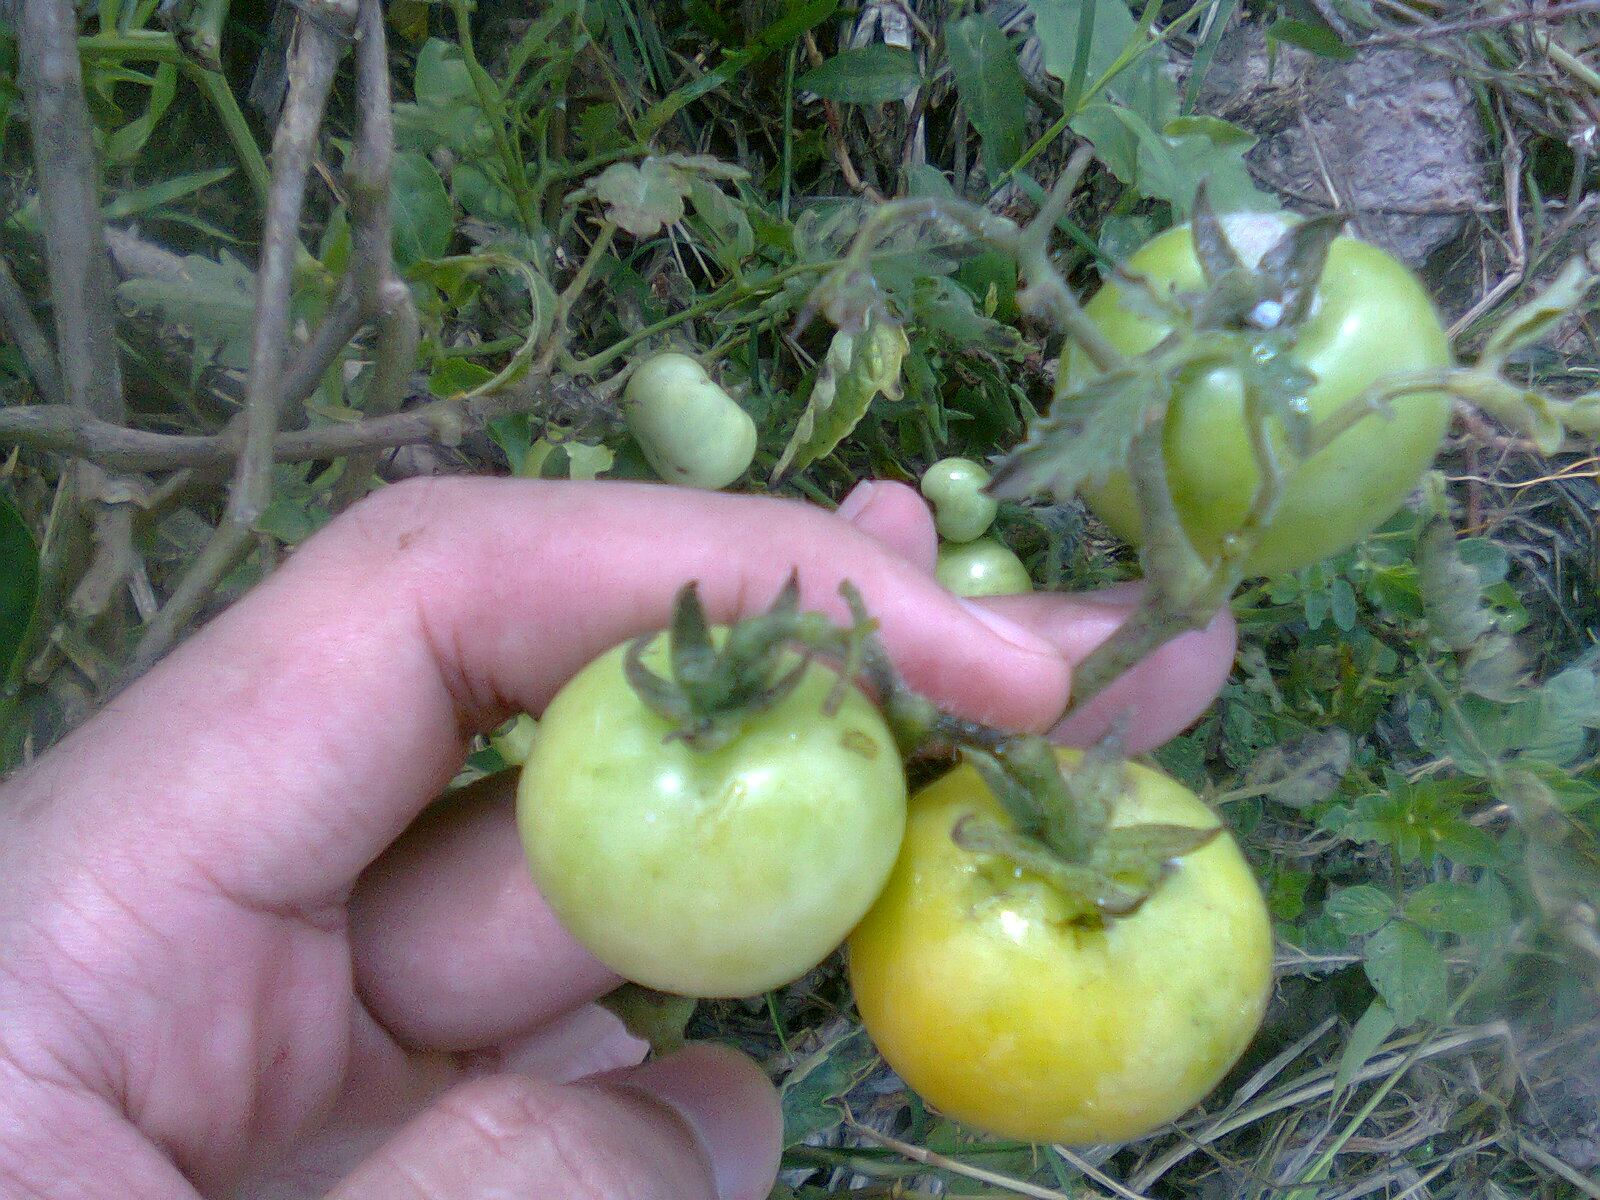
977 585 1237 754
347 771 624 1049
326 1044 781 1200
14 478 1072 908
835 480 938 573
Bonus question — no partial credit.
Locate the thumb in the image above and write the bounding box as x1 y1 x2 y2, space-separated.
328 1044 782 1200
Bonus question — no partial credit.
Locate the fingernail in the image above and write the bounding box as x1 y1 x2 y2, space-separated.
623 1044 783 1200
956 596 1057 656
835 481 879 523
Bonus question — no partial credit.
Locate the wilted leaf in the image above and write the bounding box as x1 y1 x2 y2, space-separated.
1418 518 1496 651
1245 727 1352 809
581 159 690 236
779 1022 879 1147
1478 248 1600 369
686 177 754 270
987 364 1169 502
772 309 908 481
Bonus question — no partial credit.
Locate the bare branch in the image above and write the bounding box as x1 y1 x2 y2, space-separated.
128 2 358 679
0 252 63 406
332 0 419 511
18 0 124 422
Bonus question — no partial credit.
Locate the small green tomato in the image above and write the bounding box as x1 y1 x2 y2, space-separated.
935 538 1033 597
624 352 758 490
920 457 998 543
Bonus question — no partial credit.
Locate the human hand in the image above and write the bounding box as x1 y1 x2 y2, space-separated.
0 478 1234 1199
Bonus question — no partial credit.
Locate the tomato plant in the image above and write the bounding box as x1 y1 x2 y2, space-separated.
849 749 1273 1146
935 538 1033 597
1069 213 1451 577
517 587 907 998
624 351 758 489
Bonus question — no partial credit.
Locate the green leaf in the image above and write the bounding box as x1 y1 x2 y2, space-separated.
0 492 39 683
1333 1001 1397 1096
772 309 909 481
796 44 921 105
1363 921 1448 1027
414 37 477 104
987 363 1169 502
946 13 1028 179
1327 773 1500 866
1266 17 1356 61
391 152 454 269
686 177 755 270
1027 0 1175 119
1325 884 1395 937
1071 103 1272 216
1403 880 1511 936
105 60 178 163
104 166 236 223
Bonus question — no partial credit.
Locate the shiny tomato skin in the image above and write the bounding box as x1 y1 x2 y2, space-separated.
848 750 1273 1146
518 633 907 998
935 538 1034 597
1071 214 1451 577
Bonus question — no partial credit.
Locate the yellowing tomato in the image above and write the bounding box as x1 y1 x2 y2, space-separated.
848 750 1273 1145
1071 214 1451 577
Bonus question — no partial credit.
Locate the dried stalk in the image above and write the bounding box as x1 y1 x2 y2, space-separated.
128 2 358 678
330 0 419 512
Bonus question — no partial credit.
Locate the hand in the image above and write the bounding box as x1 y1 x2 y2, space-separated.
0 478 1235 1199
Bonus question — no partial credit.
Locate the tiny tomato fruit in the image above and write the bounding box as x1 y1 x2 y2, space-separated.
849 749 1272 1145
920 457 999 543
935 538 1033 597
624 352 759 490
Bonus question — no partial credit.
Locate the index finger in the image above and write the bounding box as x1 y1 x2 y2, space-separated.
14 478 1073 911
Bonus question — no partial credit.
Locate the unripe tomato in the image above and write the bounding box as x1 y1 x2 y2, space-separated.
518 631 907 998
1070 214 1451 576
935 538 1033 597
849 750 1273 1145
920 457 999 542
624 352 758 490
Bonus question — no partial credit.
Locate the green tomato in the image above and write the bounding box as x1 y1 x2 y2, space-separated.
1070 213 1451 577
935 538 1033 597
624 352 758 490
849 750 1273 1146
920 457 998 543
517 631 907 998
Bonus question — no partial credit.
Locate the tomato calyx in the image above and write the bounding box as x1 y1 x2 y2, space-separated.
623 574 876 752
953 735 1220 921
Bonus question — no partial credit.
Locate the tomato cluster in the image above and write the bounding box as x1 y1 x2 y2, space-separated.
517 597 1272 1145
